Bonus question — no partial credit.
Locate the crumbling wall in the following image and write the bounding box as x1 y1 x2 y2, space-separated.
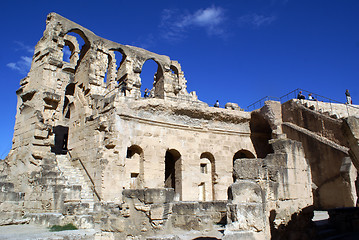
282 100 357 209
226 138 313 239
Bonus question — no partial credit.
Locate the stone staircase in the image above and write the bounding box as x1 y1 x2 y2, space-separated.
56 154 95 211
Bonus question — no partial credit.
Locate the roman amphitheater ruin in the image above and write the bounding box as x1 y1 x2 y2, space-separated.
1 12 359 239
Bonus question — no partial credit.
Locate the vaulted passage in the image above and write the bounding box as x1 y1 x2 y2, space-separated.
165 149 182 199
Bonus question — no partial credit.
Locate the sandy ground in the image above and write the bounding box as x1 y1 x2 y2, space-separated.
0 224 97 240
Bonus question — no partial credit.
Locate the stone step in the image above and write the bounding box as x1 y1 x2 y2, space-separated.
36 177 67 185
41 171 62 178
56 155 95 210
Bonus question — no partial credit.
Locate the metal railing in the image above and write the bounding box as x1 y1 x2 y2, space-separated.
246 88 359 116
246 96 280 111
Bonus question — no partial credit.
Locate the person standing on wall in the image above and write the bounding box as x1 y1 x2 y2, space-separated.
214 100 219 107
297 91 305 100
346 89 352 104
144 88 150 98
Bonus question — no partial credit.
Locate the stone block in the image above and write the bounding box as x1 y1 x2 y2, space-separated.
233 159 266 180
172 202 199 215
144 188 175 204
150 204 164 220
228 181 263 204
226 203 265 232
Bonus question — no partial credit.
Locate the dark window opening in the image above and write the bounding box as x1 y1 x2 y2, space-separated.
51 125 69 155
200 163 207 174
126 149 133 158
164 149 182 199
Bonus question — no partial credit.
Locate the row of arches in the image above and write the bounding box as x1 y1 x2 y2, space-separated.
60 30 181 98
124 145 255 201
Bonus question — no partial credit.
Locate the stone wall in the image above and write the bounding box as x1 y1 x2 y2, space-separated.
282 100 357 209
225 138 313 239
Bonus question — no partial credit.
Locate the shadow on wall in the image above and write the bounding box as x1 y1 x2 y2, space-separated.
250 112 274 158
269 206 316 240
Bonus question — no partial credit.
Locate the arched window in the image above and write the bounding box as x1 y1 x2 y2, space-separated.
165 149 182 200
126 145 144 189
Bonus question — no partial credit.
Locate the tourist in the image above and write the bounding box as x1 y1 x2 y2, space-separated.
345 89 352 104
214 100 219 107
144 88 150 98
308 93 316 101
297 91 305 100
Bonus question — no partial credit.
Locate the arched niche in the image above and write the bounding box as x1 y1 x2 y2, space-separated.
233 149 255 161
233 149 256 182
126 145 144 189
165 149 182 200
200 152 216 201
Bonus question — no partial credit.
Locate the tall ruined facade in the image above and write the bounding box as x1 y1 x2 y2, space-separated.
0 13 358 239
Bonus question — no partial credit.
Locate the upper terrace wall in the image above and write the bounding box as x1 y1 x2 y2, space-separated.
282 100 357 209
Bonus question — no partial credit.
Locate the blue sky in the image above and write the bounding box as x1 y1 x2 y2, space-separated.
1 0 358 158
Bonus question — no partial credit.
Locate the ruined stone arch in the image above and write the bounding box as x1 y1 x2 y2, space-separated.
63 37 79 64
126 145 144 189
233 149 255 161
62 83 76 119
200 152 216 201
140 58 165 98
110 48 127 83
64 28 91 65
109 48 126 70
165 149 182 200
170 64 179 78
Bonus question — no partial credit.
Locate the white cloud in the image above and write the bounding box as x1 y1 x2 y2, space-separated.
160 6 226 41
238 14 276 27
14 41 34 54
7 56 32 74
